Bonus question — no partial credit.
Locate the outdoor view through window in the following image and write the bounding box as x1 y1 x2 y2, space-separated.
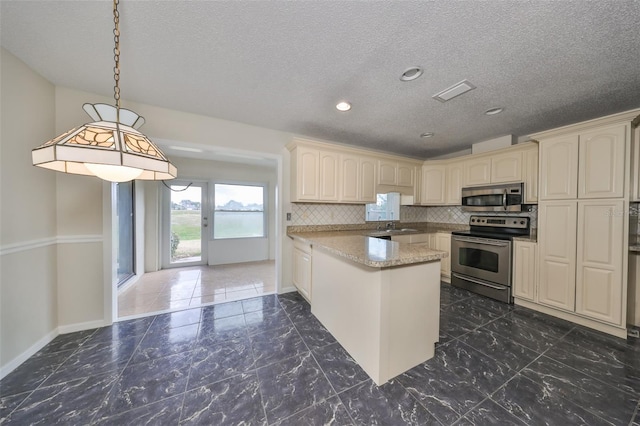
170 185 203 263
214 184 265 239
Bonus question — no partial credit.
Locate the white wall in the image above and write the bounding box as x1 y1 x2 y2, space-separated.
0 48 58 372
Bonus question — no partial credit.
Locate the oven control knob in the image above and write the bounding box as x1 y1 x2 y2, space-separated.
520 220 525 225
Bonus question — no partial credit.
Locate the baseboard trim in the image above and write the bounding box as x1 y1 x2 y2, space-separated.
279 286 298 294
1 318 108 380
57 319 106 335
515 298 627 339
0 328 58 380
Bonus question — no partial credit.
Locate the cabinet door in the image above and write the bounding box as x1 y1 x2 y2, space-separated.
464 157 491 186
295 146 319 200
319 151 339 201
491 151 523 183
413 166 422 204
292 245 312 301
397 162 415 187
378 160 397 185
435 233 451 278
575 200 624 325
578 125 626 199
446 162 463 205
513 241 537 301
539 135 579 200
523 147 539 204
538 201 577 311
340 154 359 203
360 157 377 203
632 127 640 202
421 165 446 205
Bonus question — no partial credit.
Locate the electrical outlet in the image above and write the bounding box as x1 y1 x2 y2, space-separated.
286 212 291 221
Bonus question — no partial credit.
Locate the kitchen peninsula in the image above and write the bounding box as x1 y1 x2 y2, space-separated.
288 230 447 385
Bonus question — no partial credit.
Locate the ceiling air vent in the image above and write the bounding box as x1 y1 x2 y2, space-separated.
432 80 476 103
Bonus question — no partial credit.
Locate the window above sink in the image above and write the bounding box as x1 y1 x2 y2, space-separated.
365 192 400 222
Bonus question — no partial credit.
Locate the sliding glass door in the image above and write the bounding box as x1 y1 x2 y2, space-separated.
116 181 135 286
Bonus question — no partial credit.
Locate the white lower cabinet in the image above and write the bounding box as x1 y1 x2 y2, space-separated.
435 233 451 281
538 201 577 311
513 240 537 302
292 240 312 302
575 200 625 324
390 232 450 280
628 253 640 327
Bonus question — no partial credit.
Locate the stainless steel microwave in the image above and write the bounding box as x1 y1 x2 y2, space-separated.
461 183 524 212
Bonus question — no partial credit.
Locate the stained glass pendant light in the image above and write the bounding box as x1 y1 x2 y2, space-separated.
31 0 176 182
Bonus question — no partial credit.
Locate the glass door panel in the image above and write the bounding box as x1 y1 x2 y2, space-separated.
165 182 208 267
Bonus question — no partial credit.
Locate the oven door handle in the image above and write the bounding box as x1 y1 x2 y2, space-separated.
453 273 507 290
503 189 508 211
452 236 510 247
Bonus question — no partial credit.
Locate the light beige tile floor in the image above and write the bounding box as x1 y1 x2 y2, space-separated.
117 260 276 318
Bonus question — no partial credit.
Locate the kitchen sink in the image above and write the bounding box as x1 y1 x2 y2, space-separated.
365 228 420 238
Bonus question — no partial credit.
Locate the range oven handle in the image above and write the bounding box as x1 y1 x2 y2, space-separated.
503 189 508 211
453 273 507 290
452 236 510 247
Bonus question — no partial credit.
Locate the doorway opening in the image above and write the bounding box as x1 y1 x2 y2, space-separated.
163 181 208 268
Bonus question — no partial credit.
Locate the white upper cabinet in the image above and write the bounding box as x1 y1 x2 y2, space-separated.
578 125 626 199
463 157 492 186
523 146 539 203
340 154 359 203
421 164 446 205
319 151 339 201
632 126 640 201
446 162 463 205
539 124 627 201
378 160 415 187
539 135 579 200
289 139 419 203
491 151 523 183
397 162 415 187
339 154 377 203
292 145 320 201
360 157 377 203
378 160 397 185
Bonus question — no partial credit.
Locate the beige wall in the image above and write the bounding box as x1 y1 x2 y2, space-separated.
0 48 58 369
1 58 299 373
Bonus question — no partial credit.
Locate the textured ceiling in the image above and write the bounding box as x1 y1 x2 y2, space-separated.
2 1 639 159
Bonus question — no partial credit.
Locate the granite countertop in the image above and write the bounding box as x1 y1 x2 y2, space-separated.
513 230 538 243
288 230 448 268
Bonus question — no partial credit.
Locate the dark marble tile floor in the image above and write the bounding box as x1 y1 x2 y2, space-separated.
2 285 640 425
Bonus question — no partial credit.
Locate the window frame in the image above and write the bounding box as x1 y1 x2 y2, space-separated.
212 181 268 240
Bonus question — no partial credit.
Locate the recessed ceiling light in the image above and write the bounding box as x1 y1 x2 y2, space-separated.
484 107 504 115
420 132 434 138
336 101 352 112
400 67 424 82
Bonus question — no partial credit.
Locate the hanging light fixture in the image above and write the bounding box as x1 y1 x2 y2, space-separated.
31 0 176 182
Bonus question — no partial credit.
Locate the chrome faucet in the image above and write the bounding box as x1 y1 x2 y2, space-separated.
385 222 395 230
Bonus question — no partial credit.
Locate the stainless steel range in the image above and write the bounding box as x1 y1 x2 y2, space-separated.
451 215 530 303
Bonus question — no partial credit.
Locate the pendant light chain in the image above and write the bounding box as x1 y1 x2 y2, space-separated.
113 0 121 122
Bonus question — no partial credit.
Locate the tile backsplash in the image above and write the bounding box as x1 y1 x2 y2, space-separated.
290 203 538 228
